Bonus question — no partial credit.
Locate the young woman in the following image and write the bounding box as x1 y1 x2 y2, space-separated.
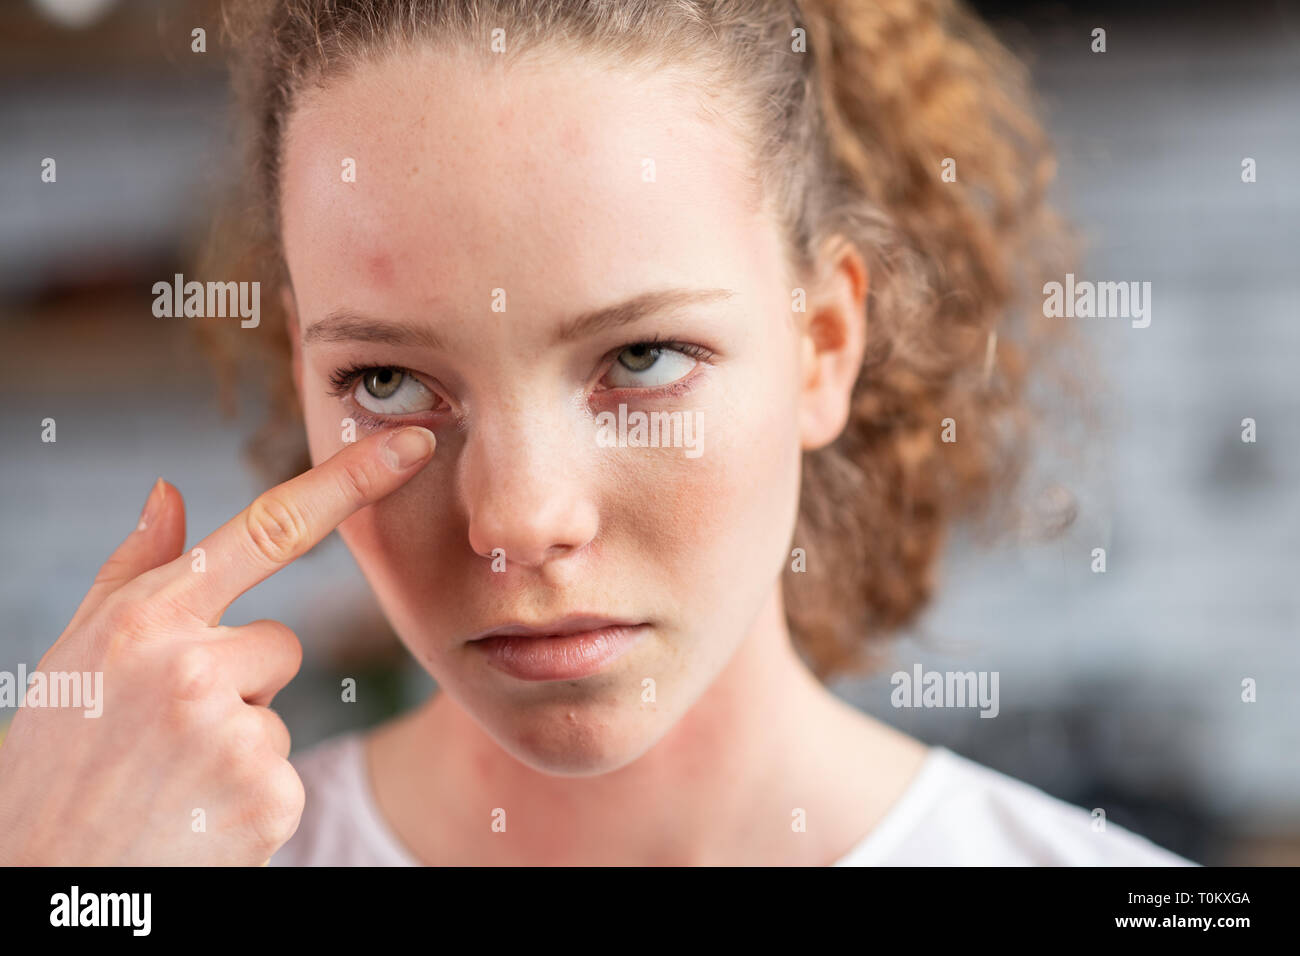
0 0 1194 865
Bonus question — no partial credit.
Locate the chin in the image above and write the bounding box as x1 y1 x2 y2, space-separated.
480 696 668 777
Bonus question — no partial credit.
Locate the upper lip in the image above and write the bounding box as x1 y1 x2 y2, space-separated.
467 615 643 642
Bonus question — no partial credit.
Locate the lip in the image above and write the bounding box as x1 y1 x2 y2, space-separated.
468 617 649 681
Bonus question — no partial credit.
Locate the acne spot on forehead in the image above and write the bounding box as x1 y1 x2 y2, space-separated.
366 253 394 287
282 49 775 327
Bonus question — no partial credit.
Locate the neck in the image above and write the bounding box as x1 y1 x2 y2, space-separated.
394 586 894 865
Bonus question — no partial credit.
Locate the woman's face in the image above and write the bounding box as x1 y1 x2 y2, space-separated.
279 46 824 775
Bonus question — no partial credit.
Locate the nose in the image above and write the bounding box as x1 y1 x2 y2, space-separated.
460 407 600 569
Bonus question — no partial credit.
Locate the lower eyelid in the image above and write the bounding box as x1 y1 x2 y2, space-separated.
345 405 449 431
596 364 708 400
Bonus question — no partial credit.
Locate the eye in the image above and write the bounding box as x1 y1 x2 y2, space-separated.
602 343 702 389
351 367 436 414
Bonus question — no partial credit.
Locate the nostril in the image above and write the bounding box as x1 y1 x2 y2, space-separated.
474 540 581 571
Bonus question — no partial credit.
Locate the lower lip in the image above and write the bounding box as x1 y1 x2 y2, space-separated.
471 625 648 681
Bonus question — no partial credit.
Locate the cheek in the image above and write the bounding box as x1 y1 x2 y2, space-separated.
337 464 448 569
297 335 803 651
301 400 465 625
606 363 803 618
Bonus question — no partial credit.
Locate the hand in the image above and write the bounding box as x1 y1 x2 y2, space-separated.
0 426 435 865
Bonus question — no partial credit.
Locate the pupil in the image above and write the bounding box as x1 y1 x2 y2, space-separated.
621 345 658 371
365 367 401 398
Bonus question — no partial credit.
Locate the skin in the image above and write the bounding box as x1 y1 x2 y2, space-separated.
0 43 929 866
280 45 930 865
0 428 437 864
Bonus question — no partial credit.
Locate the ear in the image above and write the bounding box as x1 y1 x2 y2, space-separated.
798 235 869 450
281 284 304 403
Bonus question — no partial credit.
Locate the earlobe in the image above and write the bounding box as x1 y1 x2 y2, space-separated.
798 237 869 451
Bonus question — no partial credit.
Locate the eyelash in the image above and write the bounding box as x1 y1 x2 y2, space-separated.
322 363 438 432
617 336 713 364
600 335 717 390
326 362 389 398
324 338 715 416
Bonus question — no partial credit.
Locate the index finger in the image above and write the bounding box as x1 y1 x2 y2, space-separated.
168 425 435 625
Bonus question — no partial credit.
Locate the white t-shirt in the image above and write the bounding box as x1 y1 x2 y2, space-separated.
270 731 1196 866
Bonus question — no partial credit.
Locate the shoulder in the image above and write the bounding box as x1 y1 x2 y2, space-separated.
840 746 1197 866
270 730 418 866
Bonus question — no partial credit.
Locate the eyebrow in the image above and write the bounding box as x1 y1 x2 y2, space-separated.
301 287 736 349
555 287 736 343
302 312 445 349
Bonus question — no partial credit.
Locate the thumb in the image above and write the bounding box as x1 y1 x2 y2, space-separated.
64 478 187 634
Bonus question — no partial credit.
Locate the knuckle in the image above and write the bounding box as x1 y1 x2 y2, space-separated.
269 623 304 674
167 644 219 701
246 621 304 691
223 710 266 763
263 708 291 747
98 595 152 641
100 629 133 668
339 457 377 501
96 598 159 662
266 762 306 824
244 494 310 565
245 760 305 852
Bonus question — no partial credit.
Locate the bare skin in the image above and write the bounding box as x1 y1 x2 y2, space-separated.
367 612 931 865
0 45 933 867
0 427 436 864
279 46 932 866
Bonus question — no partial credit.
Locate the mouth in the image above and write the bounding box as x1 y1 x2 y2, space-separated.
467 616 650 682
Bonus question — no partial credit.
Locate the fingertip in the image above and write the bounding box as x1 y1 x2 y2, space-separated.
381 426 437 472
154 479 187 555
134 477 166 533
133 478 186 560
156 479 183 514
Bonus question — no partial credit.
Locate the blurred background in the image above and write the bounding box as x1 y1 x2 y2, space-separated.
0 0 1296 865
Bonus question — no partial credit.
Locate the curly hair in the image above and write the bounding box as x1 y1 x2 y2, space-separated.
203 0 1077 681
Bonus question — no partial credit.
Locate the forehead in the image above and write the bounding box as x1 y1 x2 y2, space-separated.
279 44 770 323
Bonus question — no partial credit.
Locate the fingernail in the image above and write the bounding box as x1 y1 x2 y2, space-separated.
383 427 436 471
136 478 165 532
